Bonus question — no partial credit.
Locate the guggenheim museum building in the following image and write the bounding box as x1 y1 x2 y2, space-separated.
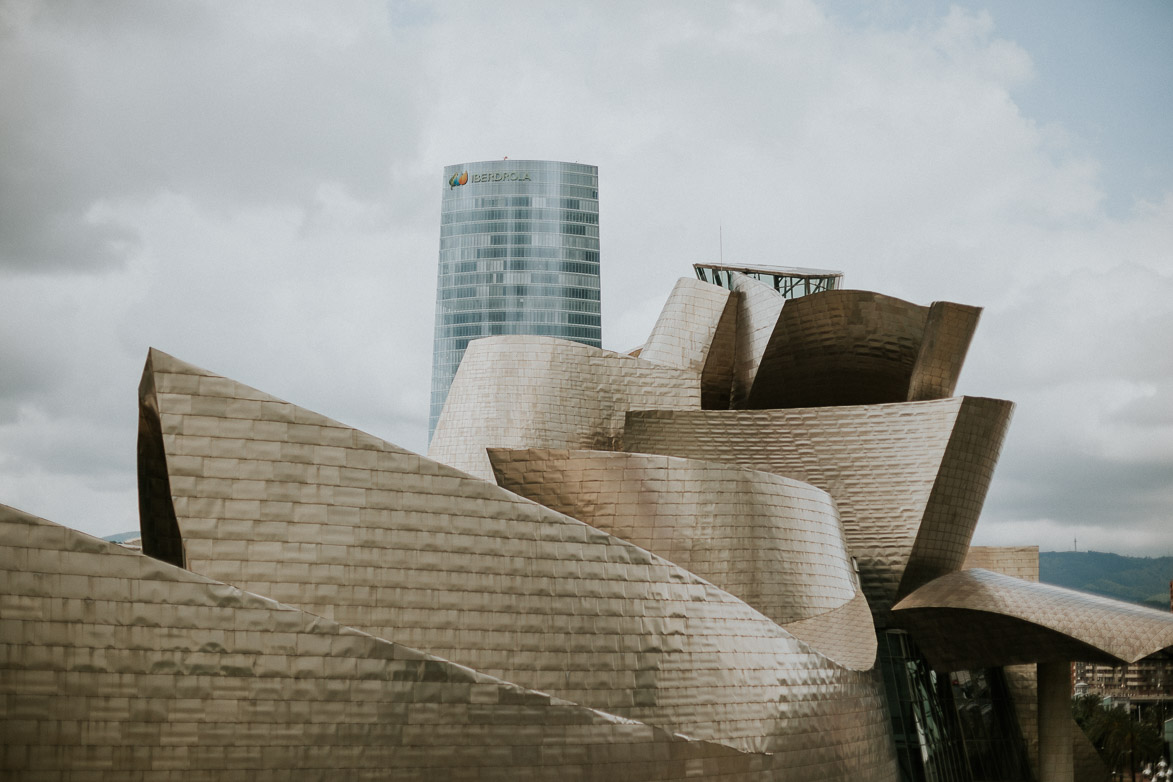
3 237 1173 778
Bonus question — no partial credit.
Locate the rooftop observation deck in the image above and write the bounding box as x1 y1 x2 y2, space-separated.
693 262 844 299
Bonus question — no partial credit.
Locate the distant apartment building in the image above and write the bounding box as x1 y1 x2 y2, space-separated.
1073 583 1173 707
1075 659 1173 702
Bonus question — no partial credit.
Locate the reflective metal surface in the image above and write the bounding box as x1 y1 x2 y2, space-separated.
746 291 980 409
725 271 787 406
638 277 738 408
487 447 874 667
623 399 1014 621
130 348 900 778
893 568 1173 669
0 504 795 780
429 336 701 479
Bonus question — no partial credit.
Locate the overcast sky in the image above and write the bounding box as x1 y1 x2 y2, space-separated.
2 0 1171 556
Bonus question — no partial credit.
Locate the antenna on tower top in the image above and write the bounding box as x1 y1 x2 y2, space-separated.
719 224 724 264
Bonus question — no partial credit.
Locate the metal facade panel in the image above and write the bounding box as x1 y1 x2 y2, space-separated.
624 398 1013 621
892 568 1173 669
638 277 732 373
747 290 928 409
131 349 901 778
726 272 786 406
635 276 738 409
487 448 874 669
429 336 701 480
0 505 789 780
907 301 982 402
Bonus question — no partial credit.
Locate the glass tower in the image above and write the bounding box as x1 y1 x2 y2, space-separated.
429 160 601 440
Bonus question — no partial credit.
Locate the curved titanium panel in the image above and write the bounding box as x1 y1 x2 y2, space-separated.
638 277 738 409
892 568 1173 670
895 397 1014 599
486 447 878 669
783 590 878 671
1 505 790 780
745 291 979 409
726 271 786 406
486 448 859 625
136 349 900 777
429 336 700 480
623 398 1014 621
907 301 982 402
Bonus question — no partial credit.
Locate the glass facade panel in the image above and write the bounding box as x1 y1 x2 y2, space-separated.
429 160 601 440
878 631 1033 782
951 669 1032 781
878 630 973 782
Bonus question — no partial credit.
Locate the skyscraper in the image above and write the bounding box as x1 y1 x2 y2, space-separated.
429 159 600 440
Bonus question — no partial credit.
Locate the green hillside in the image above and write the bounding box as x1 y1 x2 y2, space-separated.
1040 551 1173 611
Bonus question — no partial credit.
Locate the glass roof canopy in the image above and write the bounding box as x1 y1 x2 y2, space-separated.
694 262 844 300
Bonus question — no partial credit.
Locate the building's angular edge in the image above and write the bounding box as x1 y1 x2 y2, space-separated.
699 283 740 409
907 301 982 401
639 277 731 370
638 277 739 409
137 348 183 568
726 272 786 406
746 290 929 409
896 397 1015 599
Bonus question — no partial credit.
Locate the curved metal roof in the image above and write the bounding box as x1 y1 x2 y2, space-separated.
892 568 1173 670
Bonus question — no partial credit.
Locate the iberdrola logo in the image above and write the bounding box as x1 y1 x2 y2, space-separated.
448 171 468 189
